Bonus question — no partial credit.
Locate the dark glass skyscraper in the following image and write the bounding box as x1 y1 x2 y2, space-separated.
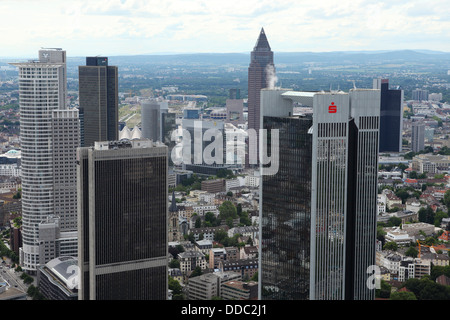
79 57 118 147
373 79 403 153
261 115 313 300
260 88 380 300
77 139 168 300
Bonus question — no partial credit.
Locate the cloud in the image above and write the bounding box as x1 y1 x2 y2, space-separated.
1 0 450 57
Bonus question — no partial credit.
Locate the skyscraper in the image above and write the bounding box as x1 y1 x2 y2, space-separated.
78 57 118 147
247 28 275 165
52 109 80 232
373 79 403 153
411 121 425 153
10 49 68 273
226 88 244 126
77 139 168 300
412 89 429 102
259 88 380 300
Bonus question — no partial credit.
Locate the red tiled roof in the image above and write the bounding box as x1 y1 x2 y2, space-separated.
439 231 450 241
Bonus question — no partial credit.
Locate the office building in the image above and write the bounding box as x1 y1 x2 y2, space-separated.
38 215 78 266
412 89 429 101
141 99 163 142
411 121 425 153
181 119 233 175
411 153 450 174
52 109 80 231
247 28 275 165
187 271 241 300
37 256 79 300
259 88 380 300
221 280 258 300
78 57 118 147
141 98 176 159
10 49 67 273
77 139 168 300
373 79 403 153
226 89 244 126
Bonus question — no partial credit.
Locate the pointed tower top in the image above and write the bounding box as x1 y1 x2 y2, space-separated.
253 27 271 51
169 190 178 212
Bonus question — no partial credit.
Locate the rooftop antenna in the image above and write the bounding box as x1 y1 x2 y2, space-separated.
352 80 357 89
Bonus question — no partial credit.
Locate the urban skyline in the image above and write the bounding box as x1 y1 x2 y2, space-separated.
2 7 450 303
2 0 450 58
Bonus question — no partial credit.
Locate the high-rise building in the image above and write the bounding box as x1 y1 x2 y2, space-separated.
52 109 80 231
78 57 118 147
226 89 244 126
411 121 425 153
141 99 163 142
181 119 232 175
412 89 429 101
77 139 168 300
247 28 275 165
259 88 380 300
10 49 68 273
373 79 403 153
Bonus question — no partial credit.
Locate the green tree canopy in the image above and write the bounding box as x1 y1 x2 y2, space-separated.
405 246 418 258
218 201 237 220
383 241 398 251
390 291 417 300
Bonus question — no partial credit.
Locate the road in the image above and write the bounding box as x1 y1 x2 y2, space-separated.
1 264 31 299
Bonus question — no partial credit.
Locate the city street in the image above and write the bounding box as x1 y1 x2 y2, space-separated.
1 264 31 299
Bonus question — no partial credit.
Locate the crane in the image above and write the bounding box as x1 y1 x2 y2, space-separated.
416 240 450 258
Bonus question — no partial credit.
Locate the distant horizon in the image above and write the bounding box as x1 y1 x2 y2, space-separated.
2 48 450 60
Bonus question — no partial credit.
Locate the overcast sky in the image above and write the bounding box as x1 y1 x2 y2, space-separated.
1 0 450 58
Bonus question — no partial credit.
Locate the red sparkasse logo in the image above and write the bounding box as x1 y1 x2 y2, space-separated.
328 102 337 113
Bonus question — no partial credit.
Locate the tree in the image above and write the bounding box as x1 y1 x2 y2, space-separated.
390 291 417 300
387 216 402 227
218 201 237 220
168 276 182 295
204 212 218 227
418 206 435 224
239 211 252 226
395 189 410 204
190 266 202 278
214 230 228 243
169 259 180 268
383 241 398 251
405 246 418 258
375 280 391 299
434 211 448 227
236 203 242 216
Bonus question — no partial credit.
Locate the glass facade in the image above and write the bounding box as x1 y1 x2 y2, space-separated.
312 121 349 300
379 81 403 152
260 89 380 300
77 143 168 300
261 116 312 300
93 156 167 265
78 63 118 147
350 116 379 300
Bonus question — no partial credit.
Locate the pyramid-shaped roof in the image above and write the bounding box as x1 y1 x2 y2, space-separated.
253 27 271 51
